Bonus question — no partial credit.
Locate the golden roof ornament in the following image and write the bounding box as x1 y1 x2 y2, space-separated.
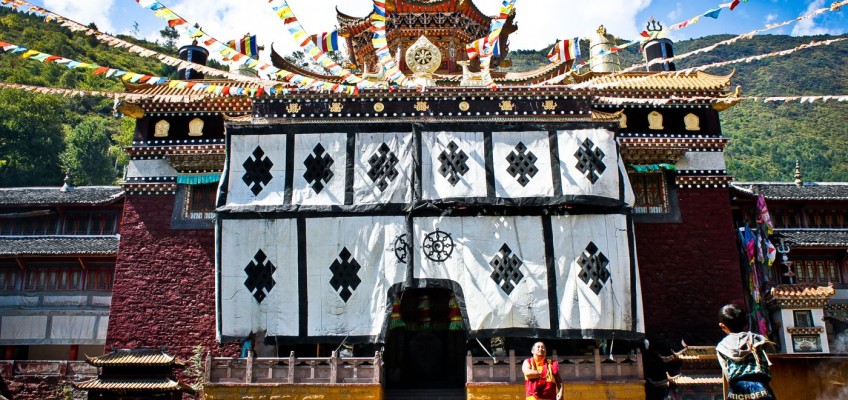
405 35 442 87
794 160 803 186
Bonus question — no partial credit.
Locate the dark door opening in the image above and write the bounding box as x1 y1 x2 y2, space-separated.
383 288 466 390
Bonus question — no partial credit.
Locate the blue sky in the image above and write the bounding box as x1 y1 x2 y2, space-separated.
25 0 848 55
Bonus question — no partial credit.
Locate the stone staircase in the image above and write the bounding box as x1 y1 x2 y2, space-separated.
384 388 467 400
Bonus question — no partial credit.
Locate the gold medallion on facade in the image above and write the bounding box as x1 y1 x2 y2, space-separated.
499 100 515 111
414 101 430 112
286 103 302 114
374 102 385 112
329 102 344 113
459 101 470 111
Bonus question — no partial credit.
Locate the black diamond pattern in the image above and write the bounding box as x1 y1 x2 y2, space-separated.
437 141 470 186
329 248 362 302
506 142 538 187
242 146 274 196
244 249 276 303
576 242 610 295
303 143 335 194
367 143 400 192
574 138 606 184
489 244 524 295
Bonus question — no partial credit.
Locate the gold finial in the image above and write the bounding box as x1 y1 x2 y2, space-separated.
597 25 607 36
794 160 803 186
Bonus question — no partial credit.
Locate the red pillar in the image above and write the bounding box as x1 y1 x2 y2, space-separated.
4 346 15 360
68 345 79 361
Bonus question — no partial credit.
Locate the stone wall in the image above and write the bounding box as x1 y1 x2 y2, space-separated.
106 194 239 360
635 188 744 347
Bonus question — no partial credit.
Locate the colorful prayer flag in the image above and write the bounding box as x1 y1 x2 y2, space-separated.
227 35 259 57
547 38 581 63
310 31 340 52
756 194 774 235
466 37 501 61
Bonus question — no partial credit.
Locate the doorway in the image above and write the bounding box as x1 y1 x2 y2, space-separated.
383 288 467 389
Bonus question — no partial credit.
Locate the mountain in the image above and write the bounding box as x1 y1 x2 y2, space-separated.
1 5 847 184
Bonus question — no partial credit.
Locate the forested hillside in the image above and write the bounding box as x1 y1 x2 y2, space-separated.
1 5 847 186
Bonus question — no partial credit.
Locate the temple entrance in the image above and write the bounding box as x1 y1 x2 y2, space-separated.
383 288 467 390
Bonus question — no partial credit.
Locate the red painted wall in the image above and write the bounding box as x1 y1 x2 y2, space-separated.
635 188 744 346
107 195 238 359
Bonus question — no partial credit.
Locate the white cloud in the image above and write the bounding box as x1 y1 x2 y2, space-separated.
765 13 778 23
667 3 683 22
791 0 837 36
43 0 117 34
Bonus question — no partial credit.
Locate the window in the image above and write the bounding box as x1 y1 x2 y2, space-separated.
85 266 114 291
631 173 669 214
0 215 59 236
23 264 83 291
793 310 814 328
794 260 842 284
61 211 119 235
0 265 19 291
181 184 217 220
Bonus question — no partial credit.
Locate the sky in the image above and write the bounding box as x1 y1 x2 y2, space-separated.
25 0 848 61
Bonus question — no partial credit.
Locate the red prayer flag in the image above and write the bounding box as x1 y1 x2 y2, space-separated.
167 18 186 28
730 0 741 11
92 67 109 75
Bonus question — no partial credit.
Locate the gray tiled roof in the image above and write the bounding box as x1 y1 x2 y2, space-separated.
0 236 119 256
0 186 123 206
773 229 848 247
731 182 848 201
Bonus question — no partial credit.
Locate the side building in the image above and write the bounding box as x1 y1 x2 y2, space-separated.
0 182 122 399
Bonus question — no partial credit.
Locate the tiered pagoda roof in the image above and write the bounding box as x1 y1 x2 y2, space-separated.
75 349 192 394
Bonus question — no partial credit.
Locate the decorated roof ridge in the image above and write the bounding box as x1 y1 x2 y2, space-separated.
730 182 848 201
769 283 836 299
74 378 193 392
0 186 123 206
336 0 494 28
0 236 119 256
660 341 717 363
667 374 723 386
590 109 624 122
269 43 344 83
85 349 180 367
573 70 735 92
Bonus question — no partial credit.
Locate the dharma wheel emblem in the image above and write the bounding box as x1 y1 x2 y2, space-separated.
405 35 442 76
422 229 455 262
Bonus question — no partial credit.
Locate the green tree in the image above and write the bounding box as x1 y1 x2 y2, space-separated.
159 25 180 52
0 89 65 187
109 117 136 177
59 116 118 185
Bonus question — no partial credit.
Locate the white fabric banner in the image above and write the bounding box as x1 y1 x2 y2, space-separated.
551 214 641 332
220 218 300 338
305 216 406 337
492 131 554 198
292 132 347 206
353 132 413 204
227 134 287 206
558 129 621 200
413 216 550 331
421 131 487 200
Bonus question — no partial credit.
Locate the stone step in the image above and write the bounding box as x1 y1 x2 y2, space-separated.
384 388 466 400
